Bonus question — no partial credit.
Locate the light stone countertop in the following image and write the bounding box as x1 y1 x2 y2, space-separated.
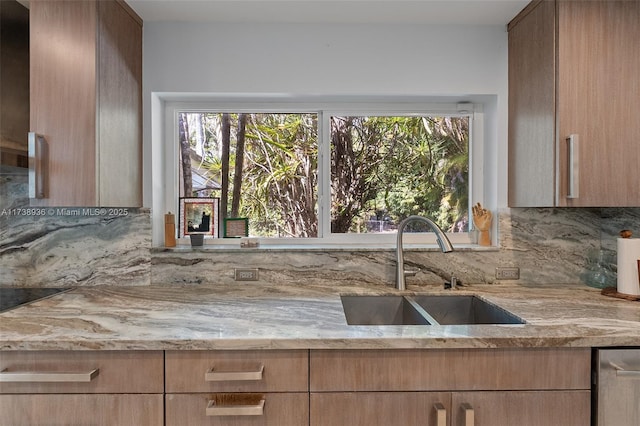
1 282 639 351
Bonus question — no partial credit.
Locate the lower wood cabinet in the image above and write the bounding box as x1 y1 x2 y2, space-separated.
0 350 164 426
0 393 163 426
0 347 593 425
165 350 309 426
166 392 309 426
309 348 592 426
310 390 590 426
450 390 590 426
311 392 451 426
165 349 308 392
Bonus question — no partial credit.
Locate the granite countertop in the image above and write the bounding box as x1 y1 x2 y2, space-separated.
1 282 639 351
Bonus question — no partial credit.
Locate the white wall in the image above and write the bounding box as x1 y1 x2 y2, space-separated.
143 22 509 226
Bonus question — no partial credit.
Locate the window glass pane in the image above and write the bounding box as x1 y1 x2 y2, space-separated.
330 116 469 234
178 112 318 237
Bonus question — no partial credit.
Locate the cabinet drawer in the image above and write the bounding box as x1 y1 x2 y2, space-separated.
311 392 451 426
0 350 164 394
310 348 591 391
166 350 308 392
166 393 309 426
0 393 163 426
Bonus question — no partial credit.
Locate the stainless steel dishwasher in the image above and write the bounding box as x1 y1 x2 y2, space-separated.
594 348 640 425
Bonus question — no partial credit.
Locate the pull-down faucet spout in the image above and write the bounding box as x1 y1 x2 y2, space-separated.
396 215 453 291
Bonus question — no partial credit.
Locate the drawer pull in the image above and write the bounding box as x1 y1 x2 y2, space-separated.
206 394 265 416
0 368 99 383
461 402 475 426
434 402 447 426
610 362 640 378
205 364 264 382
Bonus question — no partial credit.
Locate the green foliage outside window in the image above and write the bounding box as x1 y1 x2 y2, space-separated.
178 112 468 238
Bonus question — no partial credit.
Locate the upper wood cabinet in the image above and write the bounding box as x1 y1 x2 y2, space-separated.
508 0 640 207
30 0 142 207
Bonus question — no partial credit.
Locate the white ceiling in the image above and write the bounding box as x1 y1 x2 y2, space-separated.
126 0 530 25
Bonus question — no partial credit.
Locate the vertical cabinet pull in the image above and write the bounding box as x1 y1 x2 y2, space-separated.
205 364 264 382
461 402 475 426
434 402 447 426
28 132 48 199
206 394 265 416
0 368 99 383
566 134 579 199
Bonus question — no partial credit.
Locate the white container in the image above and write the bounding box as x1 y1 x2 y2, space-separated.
616 238 640 296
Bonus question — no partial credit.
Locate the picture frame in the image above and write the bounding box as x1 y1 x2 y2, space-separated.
179 197 219 238
223 217 249 238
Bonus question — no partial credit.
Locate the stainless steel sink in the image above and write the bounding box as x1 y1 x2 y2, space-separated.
340 295 525 326
341 296 431 325
411 295 525 325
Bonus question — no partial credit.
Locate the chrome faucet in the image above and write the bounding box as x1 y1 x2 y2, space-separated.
396 215 454 291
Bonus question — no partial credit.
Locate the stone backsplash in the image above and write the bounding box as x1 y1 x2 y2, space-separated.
2 168 638 287
0 168 151 286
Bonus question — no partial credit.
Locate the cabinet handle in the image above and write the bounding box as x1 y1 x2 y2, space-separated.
0 368 99 383
610 362 640 378
205 364 264 382
206 395 265 416
28 132 48 199
434 402 447 426
566 134 579 199
461 402 475 426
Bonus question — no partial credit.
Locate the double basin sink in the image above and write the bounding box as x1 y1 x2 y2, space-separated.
341 295 525 326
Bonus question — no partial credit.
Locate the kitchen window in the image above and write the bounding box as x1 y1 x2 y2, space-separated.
162 97 483 247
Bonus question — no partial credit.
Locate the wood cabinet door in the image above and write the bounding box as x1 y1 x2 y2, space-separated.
29 0 98 207
556 0 640 207
310 392 451 426
0 393 164 426
451 391 591 426
96 0 143 207
507 0 556 207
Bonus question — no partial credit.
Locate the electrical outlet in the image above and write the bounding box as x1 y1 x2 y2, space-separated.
496 267 520 280
235 268 259 281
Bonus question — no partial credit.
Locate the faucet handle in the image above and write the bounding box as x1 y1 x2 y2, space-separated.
444 276 459 290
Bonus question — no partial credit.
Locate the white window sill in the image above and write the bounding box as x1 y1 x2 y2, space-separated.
153 242 498 253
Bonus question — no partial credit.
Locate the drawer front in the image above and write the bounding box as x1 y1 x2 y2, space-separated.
310 348 591 391
0 350 164 394
311 392 451 426
166 393 309 426
0 393 164 426
166 350 308 392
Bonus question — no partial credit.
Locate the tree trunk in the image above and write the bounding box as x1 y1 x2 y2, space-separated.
178 113 192 197
231 113 247 217
193 113 205 158
220 113 231 219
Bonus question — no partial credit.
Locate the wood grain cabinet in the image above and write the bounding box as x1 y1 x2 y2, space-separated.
0 350 164 426
29 0 142 207
165 350 309 426
508 0 640 207
309 348 591 426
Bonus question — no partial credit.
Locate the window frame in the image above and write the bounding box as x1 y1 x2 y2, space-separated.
162 96 484 248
